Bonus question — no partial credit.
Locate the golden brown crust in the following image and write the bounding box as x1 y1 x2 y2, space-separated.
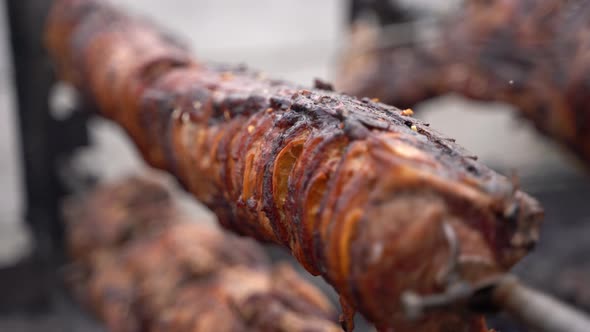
48 1 543 330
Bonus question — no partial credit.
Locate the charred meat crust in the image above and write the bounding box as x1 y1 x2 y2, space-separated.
47 1 543 330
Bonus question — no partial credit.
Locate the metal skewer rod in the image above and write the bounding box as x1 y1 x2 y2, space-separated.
493 276 590 332
402 273 590 332
402 222 590 332
402 275 590 332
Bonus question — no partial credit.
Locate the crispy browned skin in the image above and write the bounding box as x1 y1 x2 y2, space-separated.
337 0 590 165
64 176 340 332
47 1 542 330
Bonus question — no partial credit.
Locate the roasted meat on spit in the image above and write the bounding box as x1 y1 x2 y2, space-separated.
47 1 543 330
337 0 590 166
64 176 341 332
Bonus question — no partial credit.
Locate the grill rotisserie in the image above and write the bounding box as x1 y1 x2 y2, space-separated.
64 176 341 332
47 1 543 330
337 0 590 165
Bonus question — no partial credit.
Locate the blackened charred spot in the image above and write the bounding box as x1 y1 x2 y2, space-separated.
313 78 334 91
244 94 269 113
219 94 248 117
291 97 317 115
465 164 480 176
276 111 303 128
290 100 307 113
209 93 268 122
270 96 292 110
356 116 390 131
343 119 370 140
317 95 342 108
330 106 346 120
